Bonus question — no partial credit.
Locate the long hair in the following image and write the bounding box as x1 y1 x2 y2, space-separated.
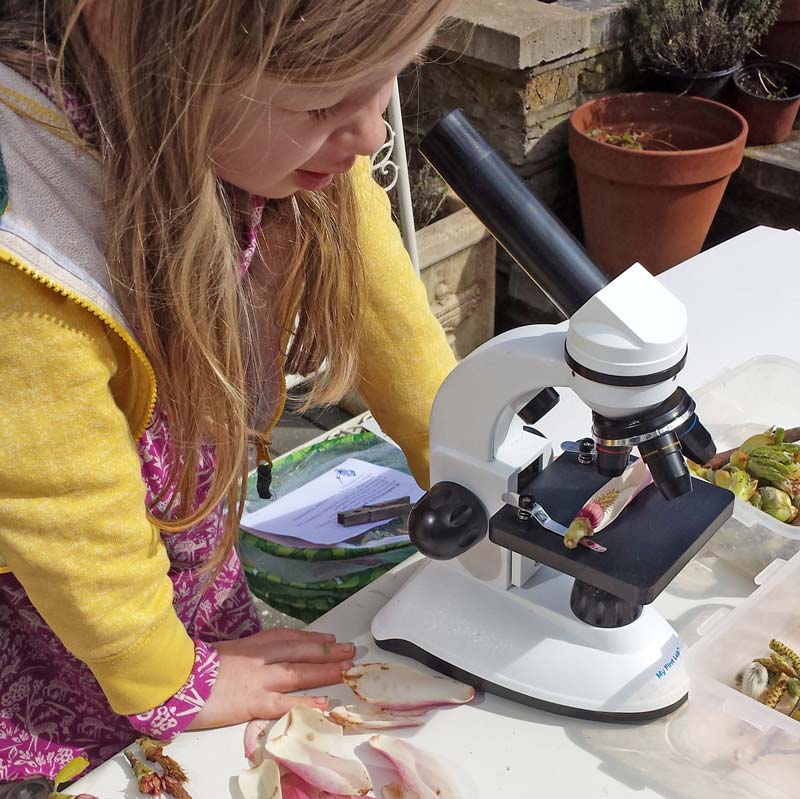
0 0 450 573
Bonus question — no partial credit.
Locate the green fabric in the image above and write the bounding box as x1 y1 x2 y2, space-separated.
240 541 414 586
244 560 403 597
240 430 418 622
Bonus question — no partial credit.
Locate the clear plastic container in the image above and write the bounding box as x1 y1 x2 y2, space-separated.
680 554 800 798
692 355 800 578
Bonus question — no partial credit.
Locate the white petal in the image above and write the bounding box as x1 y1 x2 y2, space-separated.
343 663 474 710
382 783 413 799
244 719 272 765
239 759 283 799
328 705 426 732
288 705 345 747
369 735 461 799
267 705 343 746
266 734 373 796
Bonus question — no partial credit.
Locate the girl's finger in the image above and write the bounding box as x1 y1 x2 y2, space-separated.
218 628 338 654
251 692 329 720
261 640 355 666
256 628 338 644
261 660 352 693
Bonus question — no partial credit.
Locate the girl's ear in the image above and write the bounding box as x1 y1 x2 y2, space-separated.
81 0 114 63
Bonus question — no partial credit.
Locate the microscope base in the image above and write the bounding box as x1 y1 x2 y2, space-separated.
372 559 688 722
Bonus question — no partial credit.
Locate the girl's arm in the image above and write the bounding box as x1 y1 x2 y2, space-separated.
352 158 457 488
0 263 353 735
0 263 196 717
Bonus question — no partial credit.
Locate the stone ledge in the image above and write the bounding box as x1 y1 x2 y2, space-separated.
737 136 800 202
435 0 628 70
401 46 632 167
721 134 800 231
417 204 490 265
557 0 629 49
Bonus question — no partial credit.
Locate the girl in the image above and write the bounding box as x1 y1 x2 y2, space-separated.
0 0 455 783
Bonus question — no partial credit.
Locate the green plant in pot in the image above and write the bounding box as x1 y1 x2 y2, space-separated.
733 59 800 143
629 0 782 101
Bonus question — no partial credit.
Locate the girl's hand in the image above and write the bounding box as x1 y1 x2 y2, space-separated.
188 628 354 729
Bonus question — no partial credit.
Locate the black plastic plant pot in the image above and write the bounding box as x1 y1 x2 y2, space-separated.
651 63 739 103
733 60 800 145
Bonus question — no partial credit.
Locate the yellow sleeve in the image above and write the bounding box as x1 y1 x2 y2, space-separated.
352 158 457 488
0 263 195 715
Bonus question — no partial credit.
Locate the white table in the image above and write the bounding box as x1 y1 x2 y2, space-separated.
74 226 800 799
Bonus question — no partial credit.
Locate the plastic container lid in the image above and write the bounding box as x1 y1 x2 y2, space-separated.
682 553 800 796
687 554 800 738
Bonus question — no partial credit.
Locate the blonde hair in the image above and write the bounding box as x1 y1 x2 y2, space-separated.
1 0 450 573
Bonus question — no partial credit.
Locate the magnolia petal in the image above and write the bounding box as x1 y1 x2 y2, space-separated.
287 705 344 745
328 705 426 732
245 719 272 765
239 758 283 799
265 735 373 796
382 783 412 799
369 735 461 799
267 706 343 748
343 663 474 710
268 712 289 742
281 772 360 799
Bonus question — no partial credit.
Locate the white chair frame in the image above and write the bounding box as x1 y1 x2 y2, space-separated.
370 79 419 274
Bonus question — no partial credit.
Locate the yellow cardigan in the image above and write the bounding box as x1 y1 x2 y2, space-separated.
0 153 455 714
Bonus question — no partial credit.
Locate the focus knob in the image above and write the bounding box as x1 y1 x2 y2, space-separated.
409 481 488 560
570 580 642 628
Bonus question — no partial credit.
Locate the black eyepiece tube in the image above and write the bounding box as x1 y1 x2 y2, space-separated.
419 109 610 318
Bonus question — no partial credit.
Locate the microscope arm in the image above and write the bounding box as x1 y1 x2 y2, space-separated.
430 327 569 492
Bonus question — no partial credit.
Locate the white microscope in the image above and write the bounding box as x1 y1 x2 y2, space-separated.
372 111 733 722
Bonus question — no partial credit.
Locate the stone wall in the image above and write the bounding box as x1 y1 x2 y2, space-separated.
399 0 634 328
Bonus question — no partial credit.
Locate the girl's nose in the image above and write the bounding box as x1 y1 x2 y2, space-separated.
332 85 391 156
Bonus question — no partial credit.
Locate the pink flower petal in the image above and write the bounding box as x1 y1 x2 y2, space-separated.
342 663 474 711
281 771 362 799
328 705 426 732
369 735 461 799
244 719 272 765
238 758 283 799
265 735 372 796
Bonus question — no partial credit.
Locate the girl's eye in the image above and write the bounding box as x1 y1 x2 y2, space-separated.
308 104 339 121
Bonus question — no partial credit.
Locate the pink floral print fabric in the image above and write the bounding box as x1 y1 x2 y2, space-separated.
0 82 266 781
0 407 261 781
128 641 220 740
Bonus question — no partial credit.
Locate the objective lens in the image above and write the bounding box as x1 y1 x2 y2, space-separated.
595 444 631 477
638 430 692 500
675 413 716 465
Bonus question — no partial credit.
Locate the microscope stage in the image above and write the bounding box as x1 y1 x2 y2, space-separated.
490 452 734 604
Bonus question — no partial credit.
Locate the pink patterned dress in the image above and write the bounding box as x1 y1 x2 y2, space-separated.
0 82 269 782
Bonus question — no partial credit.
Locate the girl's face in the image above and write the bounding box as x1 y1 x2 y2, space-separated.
213 32 434 198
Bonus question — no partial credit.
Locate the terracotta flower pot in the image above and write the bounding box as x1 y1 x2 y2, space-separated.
733 61 800 145
568 93 747 277
761 0 800 67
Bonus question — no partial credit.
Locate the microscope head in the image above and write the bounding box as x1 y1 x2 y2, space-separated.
564 260 714 501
